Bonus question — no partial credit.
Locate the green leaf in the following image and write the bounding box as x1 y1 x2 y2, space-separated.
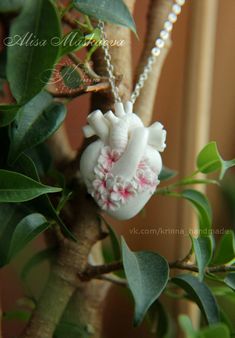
0 0 24 13
224 273 235 291
222 176 235 224
74 0 136 34
8 213 49 261
0 169 61 203
199 324 230 338
26 143 52 177
0 104 19 127
54 321 90 338
101 217 121 261
61 66 83 89
159 166 177 181
197 142 235 180
211 230 235 265
0 203 29 266
172 274 220 325
152 302 175 338
179 315 196 338
181 190 212 232
59 30 84 56
0 49 7 78
14 154 77 241
8 92 66 163
6 0 61 102
192 235 213 281
179 315 230 338
3 310 30 321
121 237 169 326
15 153 39 181
21 246 56 281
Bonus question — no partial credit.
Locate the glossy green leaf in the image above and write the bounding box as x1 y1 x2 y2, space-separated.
224 273 235 291
0 169 61 203
222 177 235 224
197 142 235 180
14 154 76 241
179 315 230 338
8 92 66 163
121 238 169 326
172 274 220 325
101 217 121 262
0 49 7 78
181 190 212 232
74 0 136 33
0 203 29 266
59 30 84 56
21 246 56 281
179 315 196 338
199 324 230 338
54 321 90 338
26 143 52 177
159 166 177 181
0 105 19 127
149 302 174 338
8 213 49 260
6 0 61 102
0 0 24 12
15 153 39 181
61 66 83 89
3 310 30 321
192 235 213 281
211 230 235 265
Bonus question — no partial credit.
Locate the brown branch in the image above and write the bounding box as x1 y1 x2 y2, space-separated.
91 0 136 111
134 0 173 126
48 82 111 98
47 124 76 167
95 275 127 287
24 1 136 337
58 2 78 29
80 261 123 280
22 185 106 338
0 296 2 338
80 260 235 280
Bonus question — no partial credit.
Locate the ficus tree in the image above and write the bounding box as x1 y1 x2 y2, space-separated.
0 0 235 338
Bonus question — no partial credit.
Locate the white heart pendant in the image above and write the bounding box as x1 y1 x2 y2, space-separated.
80 101 166 220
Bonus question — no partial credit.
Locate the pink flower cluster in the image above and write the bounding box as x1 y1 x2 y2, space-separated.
90 147 159 211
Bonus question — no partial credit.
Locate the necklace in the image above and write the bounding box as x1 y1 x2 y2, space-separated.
80 0 185 220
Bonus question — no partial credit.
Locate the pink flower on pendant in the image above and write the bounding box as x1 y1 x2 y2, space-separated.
94 164 109 179
136 169 157 191
92 177 107 194
98 146 121 169
138 157 150 170
99 196 118 211
111 181 136 204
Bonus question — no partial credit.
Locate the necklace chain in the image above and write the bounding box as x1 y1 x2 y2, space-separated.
98 0 185 104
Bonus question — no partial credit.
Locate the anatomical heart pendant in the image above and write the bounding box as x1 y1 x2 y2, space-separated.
80 101 166 220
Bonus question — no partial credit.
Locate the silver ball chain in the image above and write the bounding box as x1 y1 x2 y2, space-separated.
98 0 185 104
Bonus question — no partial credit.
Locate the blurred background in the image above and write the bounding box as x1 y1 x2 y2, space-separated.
1 0 235 337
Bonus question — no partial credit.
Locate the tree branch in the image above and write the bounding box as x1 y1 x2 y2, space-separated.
91 0 136 111
0 297 2 338
48 81 111 98
95 275 127 287
134 0 173 126
22 185 106 338
47 124 76 167
80 260 235 280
